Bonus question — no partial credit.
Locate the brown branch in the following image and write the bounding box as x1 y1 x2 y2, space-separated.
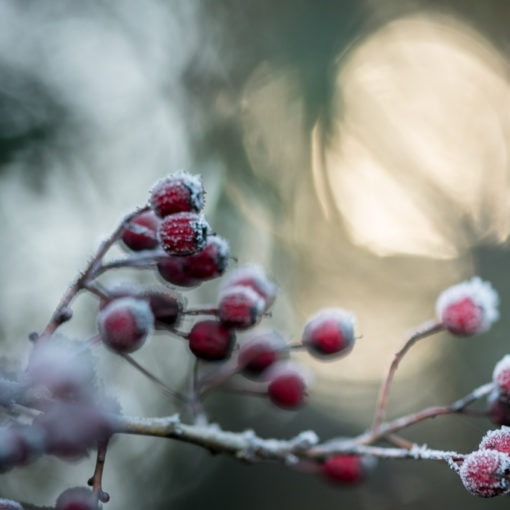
88 439 110 504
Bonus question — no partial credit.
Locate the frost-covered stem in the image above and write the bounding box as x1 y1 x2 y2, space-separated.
189 361 208 426
121 354 187 404
363 382 493 444
93 249 168 274
89 439 110 504
199 358 241 397
114 414 463 463
372 319 444 432
184 307 219 316
34 206 149 349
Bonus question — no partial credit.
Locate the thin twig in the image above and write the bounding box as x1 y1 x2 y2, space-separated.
88 439 110 504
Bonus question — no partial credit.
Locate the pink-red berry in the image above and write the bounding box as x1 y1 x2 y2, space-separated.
267 364 307 409
322 455 364 484
150 171 205 218
121 210 159 251
158 212 209 256
188 320 235 361
487 391 510 426
218 285 265 330
493 356 510 400
55 487 97 510
480 428 510 455
182 235 230 280
459 449 510 497
157 256 201 287
302 308 355 359
97 297 153 353
238 331 286 377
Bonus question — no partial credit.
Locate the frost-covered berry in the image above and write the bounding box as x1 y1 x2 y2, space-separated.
493 355 510 399
150 171 205 218
55 487 97 510
222 265 277 311
238 330 286 377
302 308 355 359
158 212 209 256
188 320 235 361
218 285 265 330
459 449 510 497
121 210 159 251
143 291 183 328
322 455 364 484
487 391 510 426
267 363 307 409
98 297 153 353
0 499 24 510
157 256 201 287
183 235 230 280
480 428 510 455
435 277 499 336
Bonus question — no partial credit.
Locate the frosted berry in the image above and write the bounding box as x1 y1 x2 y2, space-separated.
158 212 209 256
188 320 235 361
322 455 364 484
436 277 499 336
144 291 183 328
302 308 355 359
493 355 510 399
480 428 510 455
183 235 230 280
459 449 510 497
150 171 205 218
157 256 201 287
55 487 97 510
267 363 307 409
238 331 286 377
487 391 510 426
222 265 277 311
218 285 265 330
121 210 159 251
0 499 24 510
98 297 153 353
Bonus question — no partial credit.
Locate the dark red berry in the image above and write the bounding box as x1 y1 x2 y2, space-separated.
55 487 97 510
98 298 153 353
188 320 235 361
183 235 230 280
267 364 306 409
493 356 510 400
222 265 276 311
121 210 159 251
218 285 265 330
459 449 510 497
157 256 201 287
487 391 510 426
158 212 209 256
302 308 355 359
480 428 510 455
143 291 183 328
238 331 286 376
150 171 205 218
323 455 364 484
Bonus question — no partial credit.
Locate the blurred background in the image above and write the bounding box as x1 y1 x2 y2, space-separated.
1 0 510 508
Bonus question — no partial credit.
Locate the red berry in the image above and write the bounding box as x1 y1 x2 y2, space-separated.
188 320 235 361
121 210 159 251
98 298 153 353
218 285 265 330
183 235 230 280
267 364 307 409
222 265 277 311
480 428 510 455
322 455 364 484
302 308 355 359
157 256 201 287
459 449 510 497
150 171 205 217
441 297 483 336
143 291 183 328
158 212 209 256
55 487 97 510
238 331 286 376
493 356 510 399
0 499 24 510
487 391 510 426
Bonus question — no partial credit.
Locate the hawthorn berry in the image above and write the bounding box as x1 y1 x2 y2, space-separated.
238 330 286 377
150 171 205 217
222 265 277 311
459 449 510 497
479 428 510 455
97 297 153 353
158 212 209 256
493 355 510 400
266 363 307 409
55 487 97 510
0 499 24 510
143 291 183 328
188 320 235 361
435 277 499 336
322 455 364 484
487 391 510 426
183 235 230 280
218 285 265 330
121 210 159 251
302 308 355 359
157 255 201 287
